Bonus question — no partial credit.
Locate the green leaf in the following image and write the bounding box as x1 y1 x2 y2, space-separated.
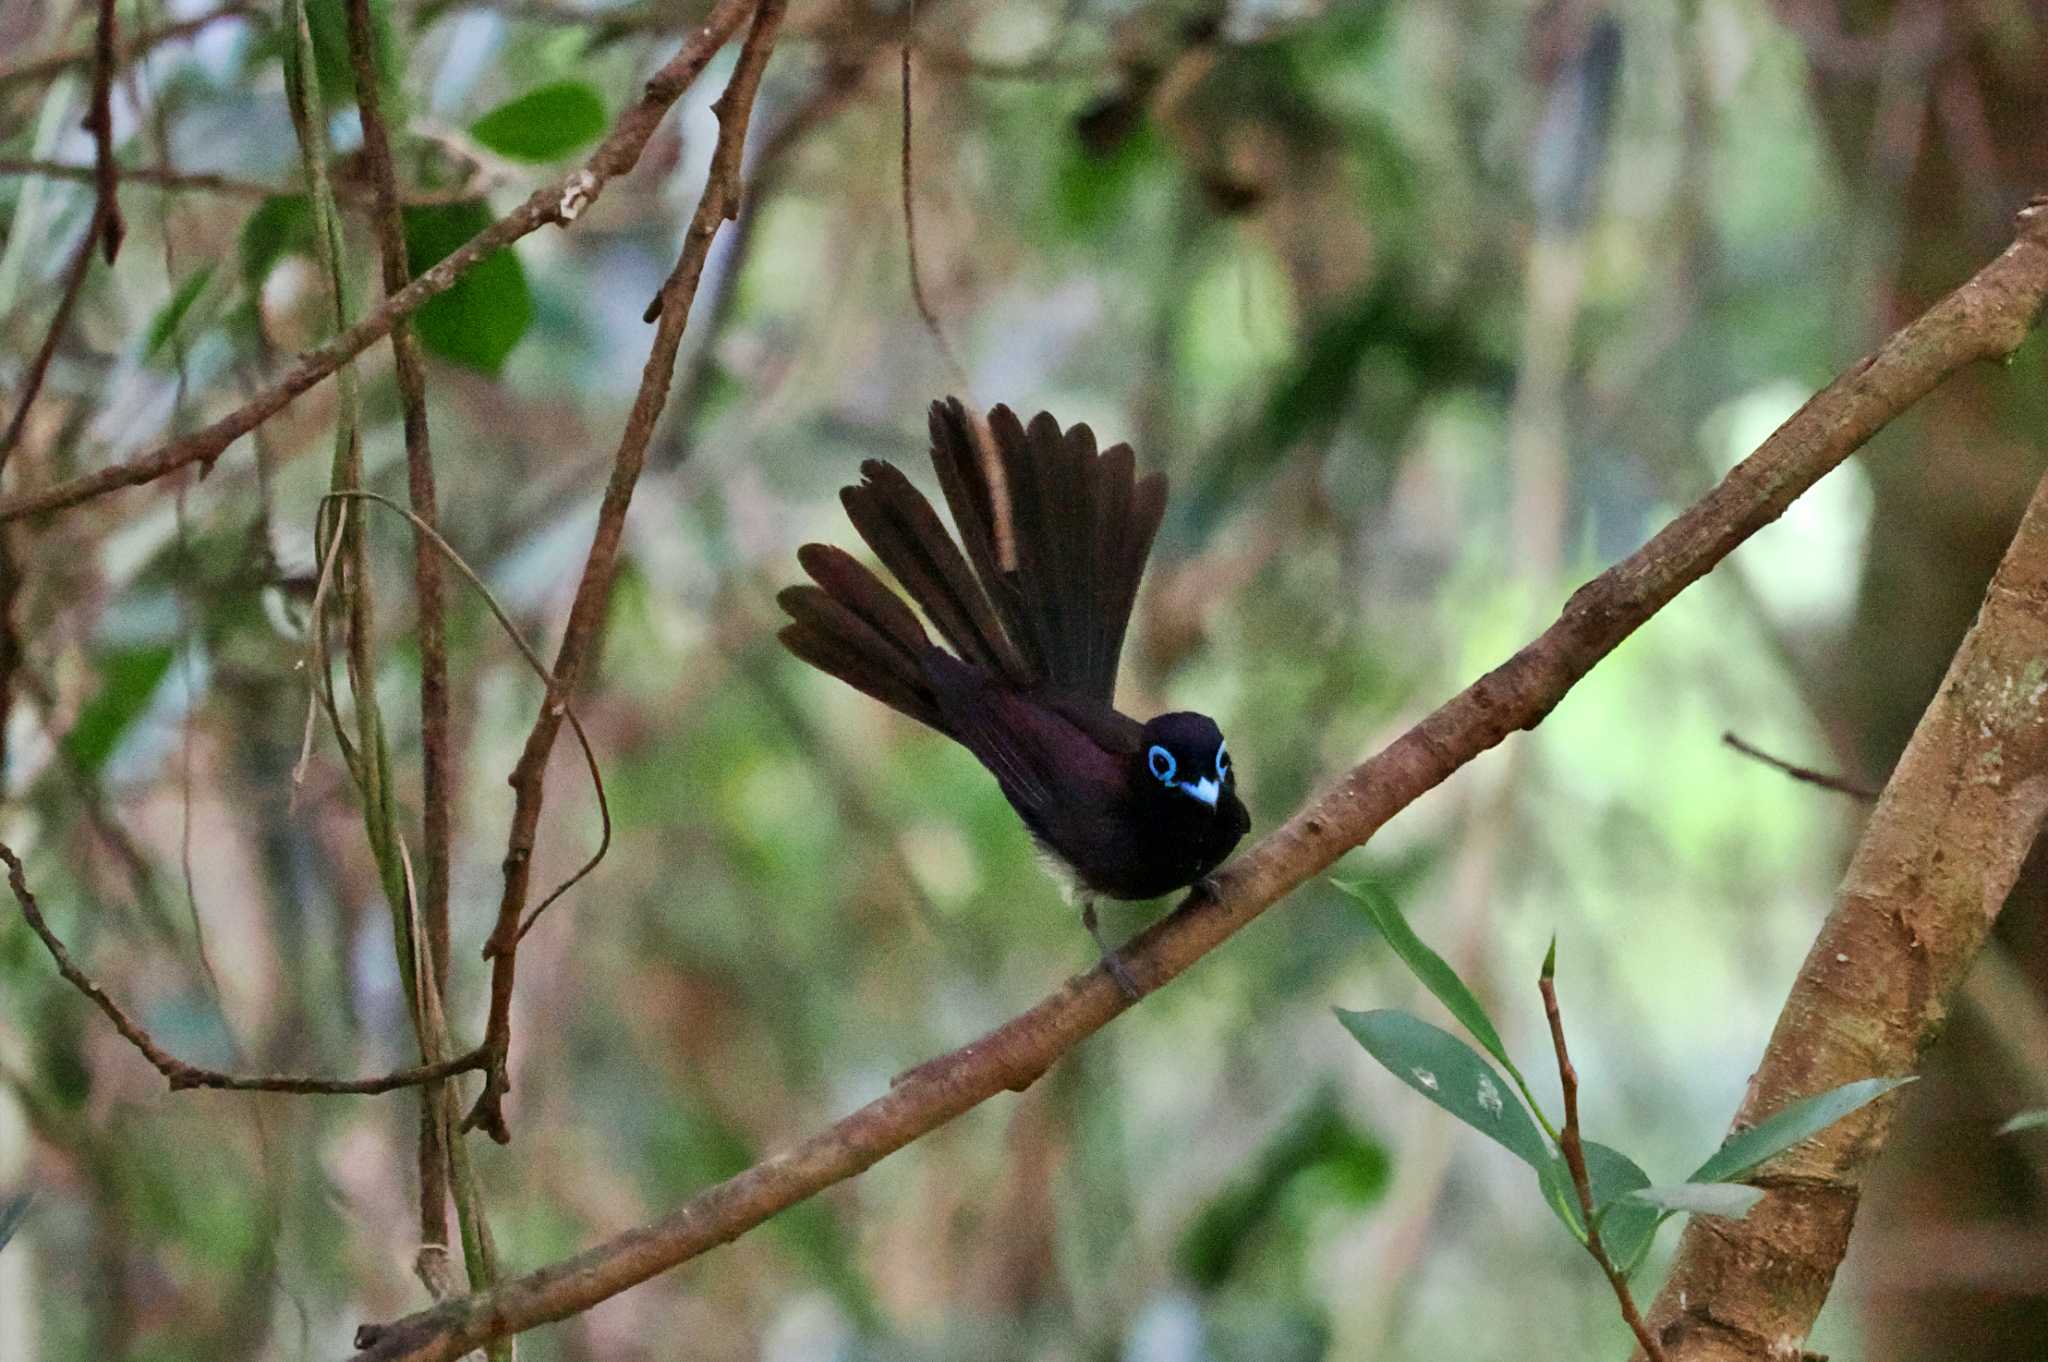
142 265 215 365
1336 1008 1550 1170
1337 880 1515 1076
1627 1182 1766 1219
1691 1076 1915 1184
1584 1142 1660 1271
0 1192 28 1253
1999 1109 2048 1135
62 645 177 775
266 0 396 106
470 80 606 162
239 196 317 288
402 200 532 373
1537 1140 1657 1266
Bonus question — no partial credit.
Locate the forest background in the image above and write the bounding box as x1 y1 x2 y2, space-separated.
2 0 2046 1359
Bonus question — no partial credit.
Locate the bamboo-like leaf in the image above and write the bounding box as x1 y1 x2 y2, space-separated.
1691 1076 1915 1184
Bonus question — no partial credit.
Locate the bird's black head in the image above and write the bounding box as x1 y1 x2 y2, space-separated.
1127 711 1250 896
1132 712 1251 878
1136 711 1233 810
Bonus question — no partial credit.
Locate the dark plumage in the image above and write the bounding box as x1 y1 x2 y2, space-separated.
778 398 1250 992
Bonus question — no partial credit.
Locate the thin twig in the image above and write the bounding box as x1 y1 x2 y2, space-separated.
0 201 111 468
0 0 257 91
87 0 126 262
349 198 2048 1362
0 0 760 524
0 157 492 205
1540 960 1670 1362
319 488 612 946
463 0 785 1145
899 0 971 392
343 0 459 1263
0 157 296 199
0 189 114 757
1722 731 1879 802
0 841 488 1093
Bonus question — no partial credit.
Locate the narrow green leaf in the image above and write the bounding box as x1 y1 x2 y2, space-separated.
1998 1109 2048 1135
1691 1076 1915 1184
239 195 317 288
470 80 606 162
142 265 215 365
1627 1182 1765 1219
260 0 396 106
62 645 177 775
402 200 532 373
1336 1008 1550 1170
0 1192 28 1253
1336 880 1513 1073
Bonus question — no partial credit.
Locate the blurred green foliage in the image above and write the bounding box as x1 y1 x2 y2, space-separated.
0 0 2009 1358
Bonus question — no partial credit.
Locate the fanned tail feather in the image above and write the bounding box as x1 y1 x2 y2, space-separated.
840 462 1030 685
779 398 1167 725
928 398 1164 703
777 544 947 732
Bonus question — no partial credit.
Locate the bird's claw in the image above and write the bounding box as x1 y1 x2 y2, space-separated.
1102 952 1141 1002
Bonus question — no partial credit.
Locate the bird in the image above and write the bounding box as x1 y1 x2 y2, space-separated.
776 397 1250 996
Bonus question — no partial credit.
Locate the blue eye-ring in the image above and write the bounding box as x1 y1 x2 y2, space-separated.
1147 744 1176 784
1217 740 1230 779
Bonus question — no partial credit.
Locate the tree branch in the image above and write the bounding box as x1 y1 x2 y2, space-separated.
1721 731 1879 801
0 0 257 92
461 0 787 1144
1639 222 2048 1359
350 197 2048 1362
0 0 758 524
0 842 487 1095
0 157 480 204
344 0 460 1260
86 0 126 262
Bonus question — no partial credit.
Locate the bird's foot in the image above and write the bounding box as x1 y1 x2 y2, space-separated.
1081 901 1142 1002
1190 874 1225 904
1100 951 1141 1002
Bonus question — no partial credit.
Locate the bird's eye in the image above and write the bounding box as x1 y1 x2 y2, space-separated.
1147 745 1176 784
1217 740 1230 779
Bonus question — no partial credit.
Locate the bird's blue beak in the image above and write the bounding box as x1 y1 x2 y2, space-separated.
1178 776 1220 808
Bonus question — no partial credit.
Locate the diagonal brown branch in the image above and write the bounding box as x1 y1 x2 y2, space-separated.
0 0 757 524
1721 730 1879 801
0 841 487 1095
1638 224 2048 1359
350 198 2048 1362
461 0 787 1145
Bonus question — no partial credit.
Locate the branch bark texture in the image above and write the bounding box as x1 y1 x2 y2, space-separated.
1641 256 2048 1354
351 205 2048 1362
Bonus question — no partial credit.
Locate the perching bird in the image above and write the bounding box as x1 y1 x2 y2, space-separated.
777 398 1250 996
